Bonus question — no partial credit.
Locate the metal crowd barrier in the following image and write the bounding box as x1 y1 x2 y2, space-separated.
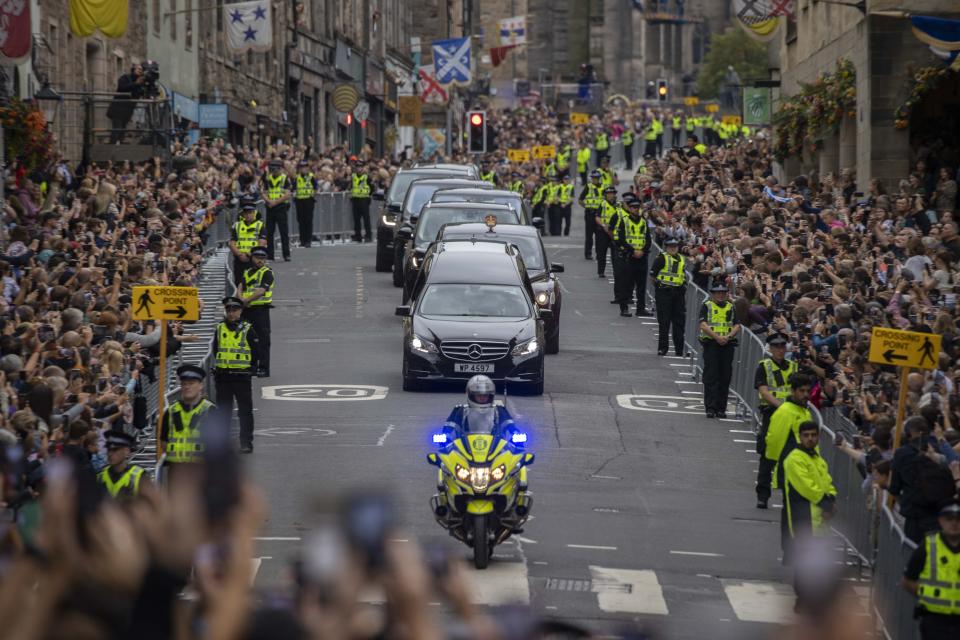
874 505 920 640
285 191 357 244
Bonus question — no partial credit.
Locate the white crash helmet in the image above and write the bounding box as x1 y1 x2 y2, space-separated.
466 375 496 409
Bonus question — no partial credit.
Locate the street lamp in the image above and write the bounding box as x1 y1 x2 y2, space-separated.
34 81 62 127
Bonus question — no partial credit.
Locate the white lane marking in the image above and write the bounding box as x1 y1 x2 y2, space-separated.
287 338 331 343
513 535 539 545
589 566 668 615
254 536 302 541
680 390 701 395
251 557 263 585
729 429 753 434
663 356 686 360
722 580 795 624
533 561 549 566
670 550 724 557
719 418 743 423
641 322 658 325
676 381 700 385
545 605 558 611
567 544 618 551
376 424 395 446
591 475 621 480
732 439 755 444
465 561 530 605
574 309 583 317
745 449 757 453
677 371 694 376
669 363 691 367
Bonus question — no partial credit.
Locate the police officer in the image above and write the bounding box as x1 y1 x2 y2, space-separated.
596 185 620 278
649 238 687 355
350 157 372 243
239 247 275 378
480 160 498 186
213 297 260 454
545 175 562 236
229 200 266 287
542 158 558 180
698 283 740 418
643 116 658 158
579 170 603 259
755 333 799 509
294 160 318 247
159 364 217 473
612 195 651 317
622 126 634 171
576 145 592 185
97 429 149 500
508 171 524 195
556 144 572 177
595 128 609 164
531 179 550 225
262 159 292 262
903 501 960 639
597 155 616 190
653 112 664 157
557 173 574 236
671 111 683 148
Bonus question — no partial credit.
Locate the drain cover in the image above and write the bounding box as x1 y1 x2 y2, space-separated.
544 578 631 593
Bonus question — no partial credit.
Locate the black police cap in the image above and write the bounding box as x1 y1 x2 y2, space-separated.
222 296 244 308
710 283 728 292
177 363 206 381
104 429 136 449
663 237 680 246
767 333 788 346
250 247 269 258
603 185 617 194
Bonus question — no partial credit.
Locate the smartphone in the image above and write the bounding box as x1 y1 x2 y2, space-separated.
340 492 396 571
825 303 834 316
202 410 240 526
819 309 827 321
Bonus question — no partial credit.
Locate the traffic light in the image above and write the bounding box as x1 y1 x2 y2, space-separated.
467 111 487 153
657 79 668 102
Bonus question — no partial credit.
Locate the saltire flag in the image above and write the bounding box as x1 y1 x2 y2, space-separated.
490 45 517 68
498 16 527 46
769 0 795 19
432 37 472 85
910 15 960 70
418 65 448 105
224 1 273 54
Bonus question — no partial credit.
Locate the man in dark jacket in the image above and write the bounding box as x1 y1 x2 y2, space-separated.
891 416 953 544
106 63 146 143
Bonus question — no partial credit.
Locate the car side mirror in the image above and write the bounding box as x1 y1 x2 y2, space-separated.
409 215 419 224
521 453 535 466
532 217 544 229
538 308 553 320
395 305 411 317
550 262 565 273
426 453 440 466
396 226 413 239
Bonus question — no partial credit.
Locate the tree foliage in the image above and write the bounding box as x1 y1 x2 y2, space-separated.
696 28 769 99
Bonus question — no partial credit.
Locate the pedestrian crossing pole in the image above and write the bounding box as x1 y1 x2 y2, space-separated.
156 320 168 461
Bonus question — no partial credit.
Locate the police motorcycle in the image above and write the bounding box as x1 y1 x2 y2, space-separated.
427 376 535 569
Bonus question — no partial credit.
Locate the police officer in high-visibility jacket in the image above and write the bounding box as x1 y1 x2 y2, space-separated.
229 201 266 287
239 247 275 378
597 155 617 190
557 173 574 236
595 185 620 278
595 129 609 163
755 333 799 509
350 157 372 243
508 171 524 195
480 159 498 186
556 144 572 177
612 195 652 317
159 364 217 472
212 297 260 454
261 159 292 262
531 180 550 223
545 175 563 237
294 160 318 247
903 502 960 639
671 112 683 148
782 421 837 572
648 237 686 356
98 429 149 500
698 283 740 418
579 170 603 260
621 128 634 171
652 114 665 157
576 146 592 185
643 117 658 158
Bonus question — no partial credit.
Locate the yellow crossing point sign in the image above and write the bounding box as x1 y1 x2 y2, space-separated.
508 149 531 162
722 115 742 126
132 286 200 322
533 144 556 160
683 97 700 106
705 104 720 113
868 327 941 370
570 112 590 125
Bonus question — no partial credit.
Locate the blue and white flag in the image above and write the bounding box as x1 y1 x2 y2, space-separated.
432 37 472 86
910 15 960 69
498 16 526 46
224 0 273 54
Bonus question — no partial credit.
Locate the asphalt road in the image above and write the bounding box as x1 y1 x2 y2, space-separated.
238 188 805 638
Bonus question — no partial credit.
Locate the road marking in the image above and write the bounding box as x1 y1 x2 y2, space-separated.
732 439 754 443
616 394 705 415
533 561 549 565
745 449 757 453
376 424 395 446
258 427 337 437
574 309 583 317
589 566 668 615
680 390 701 395
670 550 724 557
262 384 389 401
287 338 331 343
676 381 700 385
251 557 265 585
664 356 686 360
545 605 558 611
513 535 539 545
567 544 618 551
722 580 795 624
254 536 302 541
719 418 743 423
729 429 753 434
591 475 621 480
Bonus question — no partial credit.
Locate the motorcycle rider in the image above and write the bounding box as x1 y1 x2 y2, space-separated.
443 375 516 436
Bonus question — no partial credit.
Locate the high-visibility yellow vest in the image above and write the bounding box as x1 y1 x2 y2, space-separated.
595 132 609 151
97 465 145 499
672 116 682 129
686 117 695 132
598 167 612 189
765 400 813 466
546 183 560 204
164 399 216 463
351 173 370 198
694 143 707 155
480 171 496 184
532 184 550 205
700 300 734 339
543 162 557 178
557 148 571 169
759 358 799 407
266 174 287 200
296 173 315 199
783 447 836 538
576 148 591 172
652 119 664 135
558 183 574 205
509 180 524 194
617 215 647 251
233 219 264 253
583 183 603 209
243 266 274 306
644 124 658 141
741 125 751 137
622 130 633 146
215 322 253 370
918 533 960 615
718 124 730 140
656 253 686 286
599 200 620 226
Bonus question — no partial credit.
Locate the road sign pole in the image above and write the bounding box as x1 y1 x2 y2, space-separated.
888 366 912 508
156 320 168 461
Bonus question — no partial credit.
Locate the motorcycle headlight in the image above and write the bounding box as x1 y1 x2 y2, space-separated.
411 335 438 354
535 291 550 306
511 337 539 357
469 467 491 492
490 464 506 482
381 214 397 227
455 464 470 482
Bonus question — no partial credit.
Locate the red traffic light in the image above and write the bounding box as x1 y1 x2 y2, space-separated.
470 113 484 126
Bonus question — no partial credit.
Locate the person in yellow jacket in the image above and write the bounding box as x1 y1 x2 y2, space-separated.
782 420 837 571
576 146 592 185
764 372 814 489
98 429 150 500
902 502 960 638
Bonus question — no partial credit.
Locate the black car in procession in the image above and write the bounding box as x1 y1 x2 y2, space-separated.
399 202 521 303
392 178 492 286
429 188 542 229
435 223 564 354
376 167 467 273
395 241 547 395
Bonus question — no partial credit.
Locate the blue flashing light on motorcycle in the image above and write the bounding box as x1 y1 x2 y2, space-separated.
432 433 448 444
510 432 528 445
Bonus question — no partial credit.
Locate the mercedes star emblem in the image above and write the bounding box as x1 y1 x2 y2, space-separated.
467 344 483 360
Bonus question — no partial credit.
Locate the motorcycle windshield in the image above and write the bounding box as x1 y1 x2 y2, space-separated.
462 407 496 434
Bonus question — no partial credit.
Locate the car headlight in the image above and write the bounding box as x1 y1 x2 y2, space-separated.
381 214 397 227
511 338 539 356
469 467 491 492
535 291 550 306
411 255 421 268
455 464 470 482
411 335 438 354
490 464 506 482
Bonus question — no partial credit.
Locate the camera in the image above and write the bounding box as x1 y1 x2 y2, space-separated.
142 60 161 96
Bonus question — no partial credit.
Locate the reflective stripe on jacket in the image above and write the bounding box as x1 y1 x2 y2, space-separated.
918 533 960 615
165 399 216 463
215 322 253 370
656 254 685 286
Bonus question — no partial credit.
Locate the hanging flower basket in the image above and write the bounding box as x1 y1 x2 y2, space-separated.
893 65 956 130
0 98 55 175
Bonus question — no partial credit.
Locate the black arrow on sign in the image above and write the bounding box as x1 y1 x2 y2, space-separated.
165 306 188 319
883 349 907 363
